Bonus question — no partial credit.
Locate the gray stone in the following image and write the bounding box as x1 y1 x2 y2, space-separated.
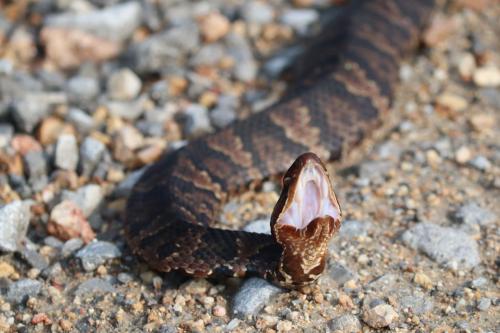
478 87 500 108
10 97 50 133
149 80 170 104
6 279 42 304
0 123 14 148
19 245 49 270
280 9 319 35
24 151 48 192
44 236 64 249
0 200 32 252
243 219 271 234
76 241 121 271
469 155 492 171
208 107 234 128
66 76 99 106
107 68 142 101
7 174 31 199
158 325 177 333
359 160 393 181
399 294 433 315
452 202 496 227
55 134 79 171
470 276 488 289
114 166 147 197
128 24 199 74
45 2 142 43
61 238 84 257
67 108 95 134
401 223 480 270
190 44 225 67
241 2 274 24
377 141 403 161
226 33 257 82
327 314 361 333
75 278 116 296
80 136 106 177
61 184 103 217
232 278 282 317
105 95 148 120
226 319 240 330
339 220 372 239
328 262 357 286
117 272 134 284
477 298 491 311
182 104 212 136
37 69 65 90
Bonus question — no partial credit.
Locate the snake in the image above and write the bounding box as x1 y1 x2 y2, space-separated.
125 0 435 288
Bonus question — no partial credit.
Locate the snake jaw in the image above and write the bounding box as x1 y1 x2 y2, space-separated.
271 152 342 288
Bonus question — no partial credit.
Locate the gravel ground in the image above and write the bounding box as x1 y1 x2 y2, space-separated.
0 0 499 332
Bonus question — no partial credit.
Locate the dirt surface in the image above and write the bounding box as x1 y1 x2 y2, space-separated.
0 0 498 332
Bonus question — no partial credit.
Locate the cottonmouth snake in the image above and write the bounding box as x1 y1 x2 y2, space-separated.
125 0 435 288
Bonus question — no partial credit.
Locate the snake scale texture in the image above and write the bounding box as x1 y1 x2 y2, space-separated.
125 0 435 288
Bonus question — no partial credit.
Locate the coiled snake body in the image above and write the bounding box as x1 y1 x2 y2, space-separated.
125 0 435 288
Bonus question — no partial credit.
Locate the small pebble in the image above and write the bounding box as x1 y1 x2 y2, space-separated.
55 134 79 171
476 298 491 311
469 155 492 171
75 241 121 271
67 108 95 134
182 104 212 136
75 277 116 296
0 200 32 252
473 65 500 87
436 93 468 111
232 278 282 317
212 305 227 317
362 299 399 329
6 279 42 304
79 136 106 177
24 151 48 191
107 68 142 101
61 238 84 257
414 272 433 289
452 202 496 227
48 200 95 243
455 146 472 164
65 75 99 105
280 9 318 35
470 276 488 289
199 12 230 43
61 184 103 217
327 314 361 333
241 2 275 24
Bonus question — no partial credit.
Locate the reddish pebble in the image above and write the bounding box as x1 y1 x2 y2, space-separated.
31 313 52 325
47 200 95 243
11 135 42 155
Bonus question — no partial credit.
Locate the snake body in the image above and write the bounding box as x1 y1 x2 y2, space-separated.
125 0 435 288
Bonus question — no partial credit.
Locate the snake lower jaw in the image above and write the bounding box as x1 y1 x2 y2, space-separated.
273 216 341 288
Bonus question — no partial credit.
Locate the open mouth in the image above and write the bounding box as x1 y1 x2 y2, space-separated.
276 160 340 230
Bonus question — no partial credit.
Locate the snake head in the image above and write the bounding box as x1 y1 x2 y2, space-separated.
271 152 341 288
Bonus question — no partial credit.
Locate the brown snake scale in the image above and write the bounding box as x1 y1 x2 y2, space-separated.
125 0 435 288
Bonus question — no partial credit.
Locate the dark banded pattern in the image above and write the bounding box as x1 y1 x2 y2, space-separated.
125 0 435 287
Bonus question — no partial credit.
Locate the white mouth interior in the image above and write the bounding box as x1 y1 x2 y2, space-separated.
277 163 340 229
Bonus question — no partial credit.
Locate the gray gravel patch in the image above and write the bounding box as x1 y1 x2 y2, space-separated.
401 223 480 270
232 278 282 317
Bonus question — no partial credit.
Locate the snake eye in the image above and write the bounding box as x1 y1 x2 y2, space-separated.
276 157 340 230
